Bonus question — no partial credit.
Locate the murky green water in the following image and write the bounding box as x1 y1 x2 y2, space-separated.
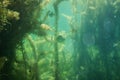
0 0 120 80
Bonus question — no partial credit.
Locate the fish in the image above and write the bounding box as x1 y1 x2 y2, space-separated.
89 6 96 10
48 11 55 17
0 57 7 70
113 41 120 47
61 13 72 21
40 24 52 31
56 35 65 42
37 24 52 37
40 0 51 8
80 11 87 15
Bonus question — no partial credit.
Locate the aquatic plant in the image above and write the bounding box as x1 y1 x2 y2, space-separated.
0 57 7 71
0 0 20 32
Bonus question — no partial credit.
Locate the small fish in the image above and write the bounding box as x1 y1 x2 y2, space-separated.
40 0 51 8
80 11 87 15
40 24 52 31
61 13 72 21
56 35 65 42
48 11 55 17
113 41 120 47
0 57 7 70
80 66 85 70
112 0 120 6
89 6 96 10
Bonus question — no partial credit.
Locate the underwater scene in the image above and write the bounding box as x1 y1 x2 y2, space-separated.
0 0 120 80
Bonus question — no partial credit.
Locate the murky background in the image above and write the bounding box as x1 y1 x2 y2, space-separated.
0 0 120 80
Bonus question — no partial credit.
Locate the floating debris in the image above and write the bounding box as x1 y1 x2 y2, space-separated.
80 11 87 15
89 6 96 10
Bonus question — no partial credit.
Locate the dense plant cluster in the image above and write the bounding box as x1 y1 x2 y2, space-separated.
0 0 19 32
